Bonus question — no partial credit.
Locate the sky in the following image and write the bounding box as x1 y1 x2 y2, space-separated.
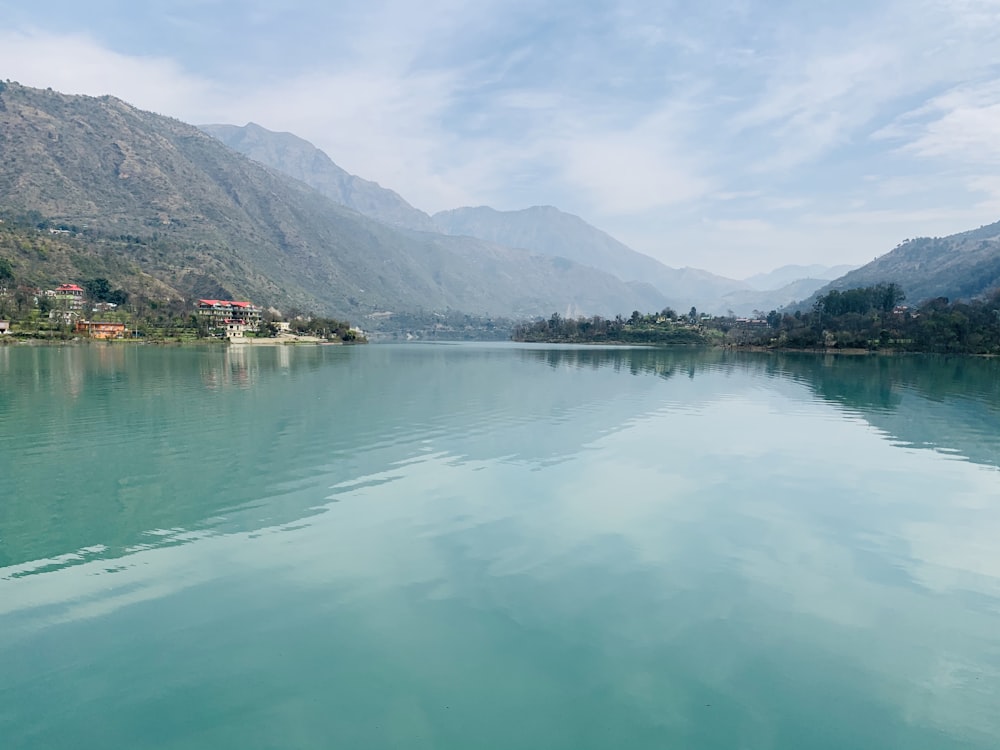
1 0 999 278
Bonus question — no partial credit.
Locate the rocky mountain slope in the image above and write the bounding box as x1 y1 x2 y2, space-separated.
200 122 438 233
0 82 664 318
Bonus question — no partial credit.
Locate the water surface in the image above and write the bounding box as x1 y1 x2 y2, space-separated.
2 344 999 748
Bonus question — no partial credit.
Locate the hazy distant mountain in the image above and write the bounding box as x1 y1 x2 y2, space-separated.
199 126 752 313
715 278 836 317
806 220 1000 306
0 82 664 319
743 264 857 291
200 122 438 233
432 205 747 310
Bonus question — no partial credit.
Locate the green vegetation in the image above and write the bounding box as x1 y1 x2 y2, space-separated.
513 310 714 345
760 284 1000 353
83 278 129 306
0 217 364 344
286 316 359 342
514 284 1000 355
365 310 516 340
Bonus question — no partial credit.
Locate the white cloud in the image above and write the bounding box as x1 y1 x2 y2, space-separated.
876 80 1000 165
220 68 474 212
0 29 218 117
556 105 715 214
0 29 480 212
714 218 772 234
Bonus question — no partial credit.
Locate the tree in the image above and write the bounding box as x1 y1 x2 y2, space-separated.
876 282 905 313
84 278 113 302
257 319 277 338
189 313 210 338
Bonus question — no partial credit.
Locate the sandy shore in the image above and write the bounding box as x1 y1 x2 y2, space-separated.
228 333 332 345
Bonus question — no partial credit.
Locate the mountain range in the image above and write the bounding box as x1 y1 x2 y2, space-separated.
743 264 857 291
0 82 666 319
202 122 850 314
2 80 995 322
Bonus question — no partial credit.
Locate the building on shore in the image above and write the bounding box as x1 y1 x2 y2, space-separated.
195 299 262 337
76 321 128 339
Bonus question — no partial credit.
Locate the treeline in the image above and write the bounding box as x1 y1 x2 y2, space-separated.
366 310 516 340
813 283 904 317
513 310 712 345
757 284 1000 353
514 284 1000 354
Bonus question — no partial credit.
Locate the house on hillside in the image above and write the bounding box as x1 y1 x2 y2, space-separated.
53 284 85 310
0 320 10 334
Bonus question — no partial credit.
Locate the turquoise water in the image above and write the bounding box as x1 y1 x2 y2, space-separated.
1 343 999 748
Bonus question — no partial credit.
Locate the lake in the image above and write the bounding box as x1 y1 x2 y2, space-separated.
1 343 999 749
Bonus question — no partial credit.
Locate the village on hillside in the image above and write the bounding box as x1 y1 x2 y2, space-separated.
0 280 364 343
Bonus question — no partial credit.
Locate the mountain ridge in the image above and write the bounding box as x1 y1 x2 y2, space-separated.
743 264 857 291
0 81 666 319
198 121 846 315
199 122 439 233
431 204 748 309
802 220 1000 308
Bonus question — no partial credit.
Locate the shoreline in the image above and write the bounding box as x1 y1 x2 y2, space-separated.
0 334 354 346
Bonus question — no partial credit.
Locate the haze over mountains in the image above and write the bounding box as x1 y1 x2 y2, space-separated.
203 121 853 315
431 205 748 311
743 264 857 291
2 81 997 322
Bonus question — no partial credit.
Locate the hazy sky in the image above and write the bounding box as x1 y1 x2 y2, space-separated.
1 0 999 277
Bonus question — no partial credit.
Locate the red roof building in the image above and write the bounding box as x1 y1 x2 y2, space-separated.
53 283 85 310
